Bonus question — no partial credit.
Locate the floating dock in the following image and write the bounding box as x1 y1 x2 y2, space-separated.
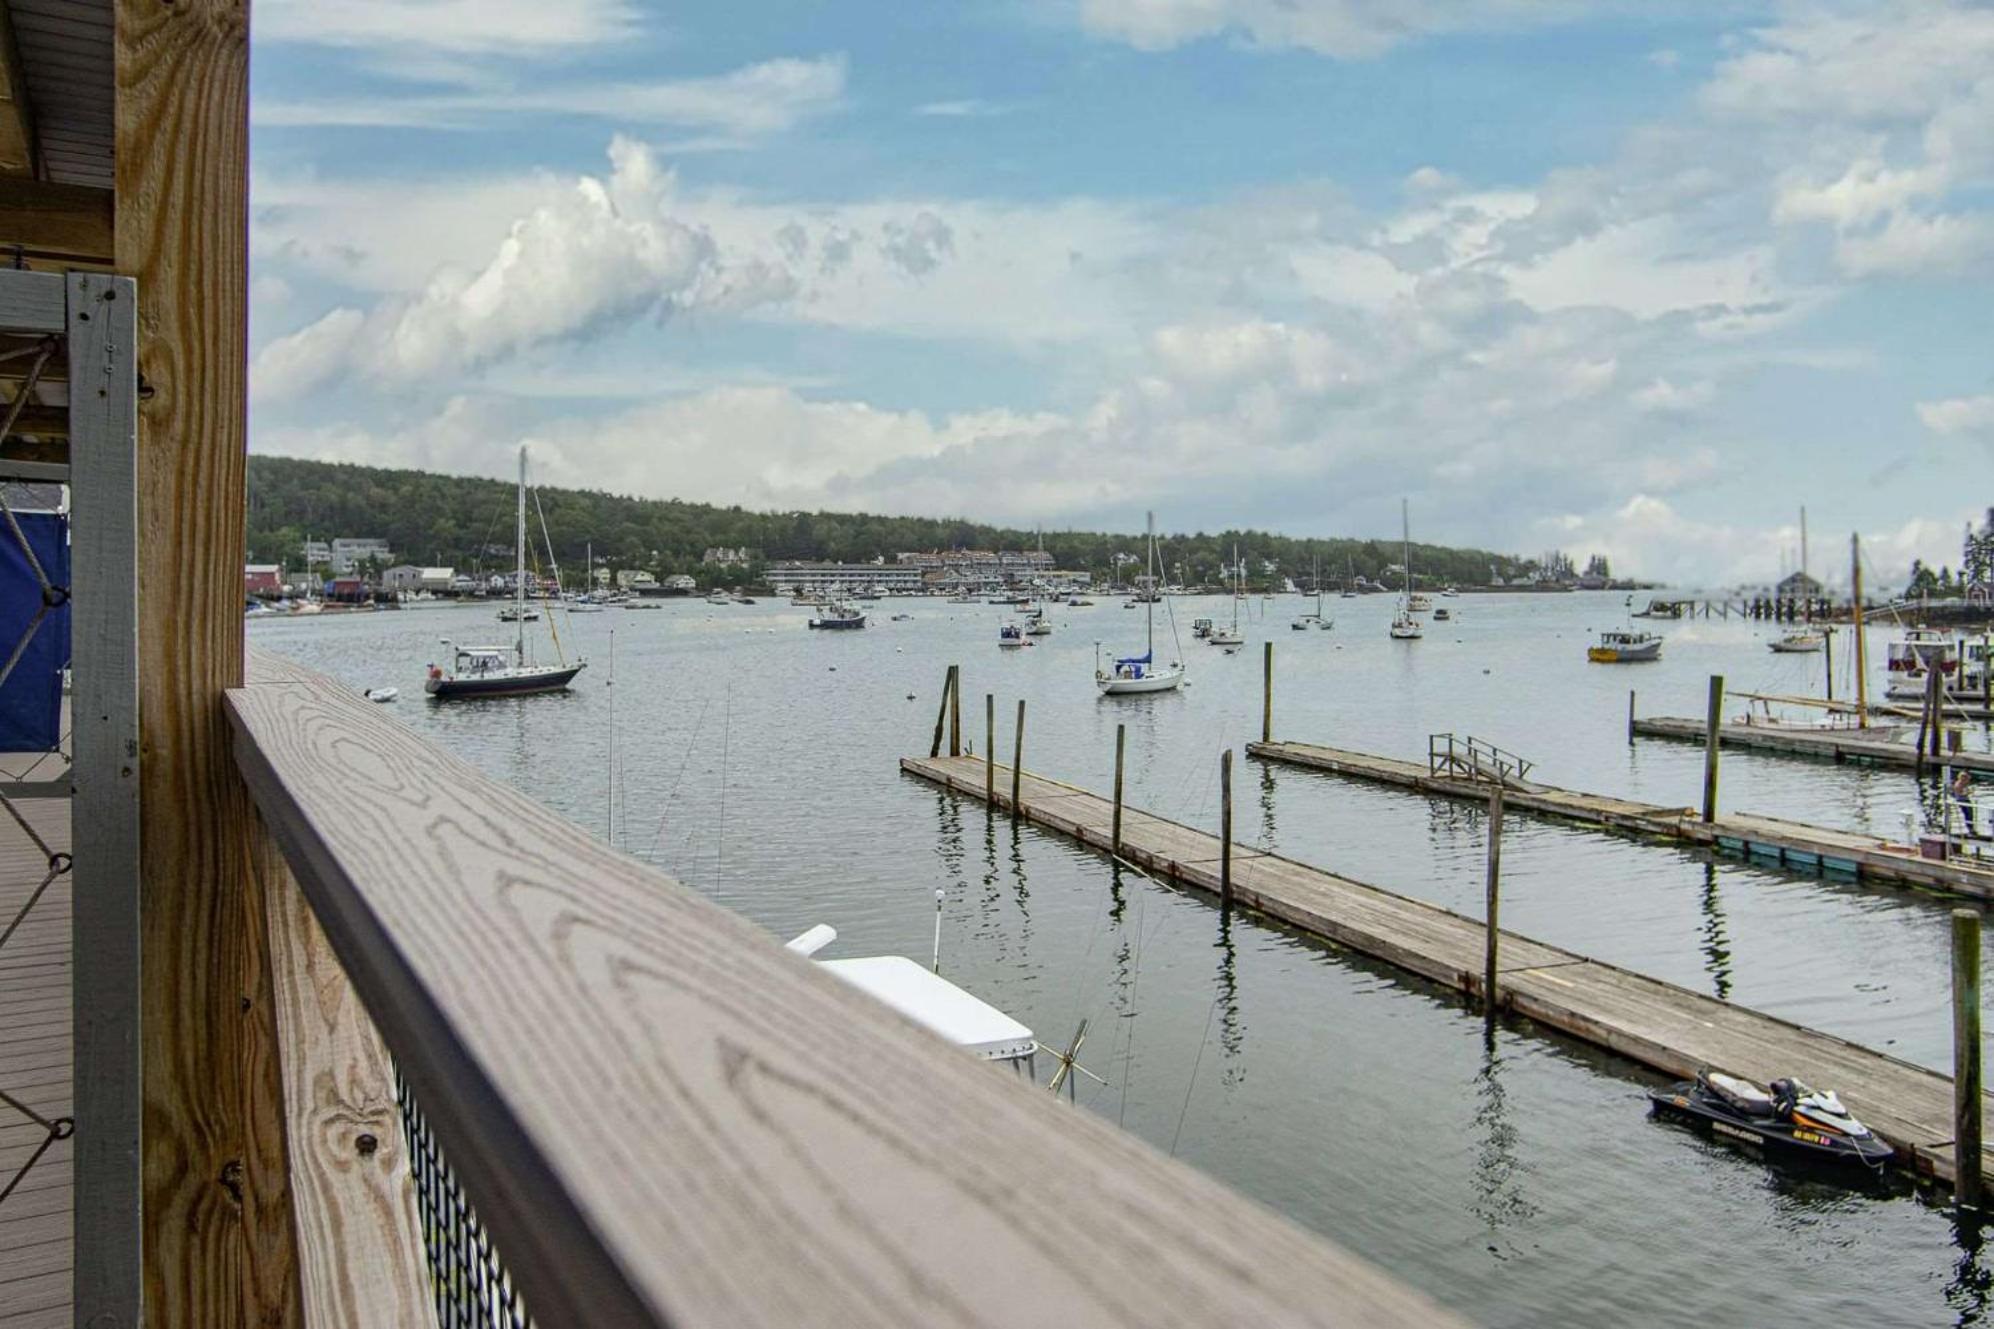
901 752 1993 1188
1633 715 1994 777
1246 739 1994 898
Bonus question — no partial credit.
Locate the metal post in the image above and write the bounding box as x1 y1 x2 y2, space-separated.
67 271 144 1325
1262 641 1273 744
1955 908 1983 1209
1112 724 1126 856
985 693 995 808
1220 749 1233 914
1702 674 1724 823
1627 690 1636 745
1485 786 1504 1018
1011 698 1024 820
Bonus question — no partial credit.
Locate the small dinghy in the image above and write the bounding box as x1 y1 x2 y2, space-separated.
363 687 399 704
1648 1068 1893 1170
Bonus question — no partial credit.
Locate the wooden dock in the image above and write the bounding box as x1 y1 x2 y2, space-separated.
901 752 1994 1188
0 800 71 1329
1634 715 1994 777
1246 739 1994 898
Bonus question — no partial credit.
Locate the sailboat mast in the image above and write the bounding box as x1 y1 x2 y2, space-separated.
1401 499 1412 603
516 446 528 666
1231 541 1240 630
1145 510 1156 656
1851 532 1869 728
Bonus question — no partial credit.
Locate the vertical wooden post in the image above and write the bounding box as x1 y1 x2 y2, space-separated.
1627 690 1636 745
1220 749 1233 914
1955 908 1983 1210
1822 626 1834 702
949 665 962 757
1983 634 1991 717
1702 675 1724 823
1485 786 1504 1017
1112 724 1126 856
985 693 995 808
929 666 952 758
117 0 303 1319
1011 699 1024 820
1262 641 1273 744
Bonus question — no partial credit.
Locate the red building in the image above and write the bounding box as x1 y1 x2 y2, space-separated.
244 564 282 597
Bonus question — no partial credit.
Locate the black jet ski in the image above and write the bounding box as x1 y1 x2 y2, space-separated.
1648 1068 1894 1169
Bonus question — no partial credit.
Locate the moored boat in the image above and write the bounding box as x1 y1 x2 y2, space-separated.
809 601 867 630
1588 630 1662 663
1097 513 1185 695
1648 1068 1893 1171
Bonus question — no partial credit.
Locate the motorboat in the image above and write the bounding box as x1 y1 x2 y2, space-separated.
1884 627 1959 701
1432 607 1451 622
496 605 540 623
998 622 1027 648
1768 630 1823 653
809 601 867 630
1588 630 1662 663
1648 1069 1893 1170
1191 617 1214 640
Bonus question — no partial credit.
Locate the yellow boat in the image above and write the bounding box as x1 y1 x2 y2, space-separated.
1588 630 1663 663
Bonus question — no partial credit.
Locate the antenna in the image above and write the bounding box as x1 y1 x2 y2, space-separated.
932 887 946 973
1042 1018 1105 1100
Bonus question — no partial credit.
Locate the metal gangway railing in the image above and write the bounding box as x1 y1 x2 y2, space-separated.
1429 733 1534 785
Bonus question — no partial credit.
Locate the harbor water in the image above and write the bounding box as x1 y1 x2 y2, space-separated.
260 591 1994 1328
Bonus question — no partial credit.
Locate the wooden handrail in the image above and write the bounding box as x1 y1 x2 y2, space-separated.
226 655 1460 1327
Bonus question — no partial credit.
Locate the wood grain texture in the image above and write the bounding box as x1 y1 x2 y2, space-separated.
227 661 1458 1328
116 0 300 1323
264 848 433 1329
905 752 1994 1190
0 180 114 262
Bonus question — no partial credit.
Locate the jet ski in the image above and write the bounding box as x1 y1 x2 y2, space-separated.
1648 1068 1894 1169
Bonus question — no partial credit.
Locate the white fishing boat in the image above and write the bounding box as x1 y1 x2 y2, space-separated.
1884 627 1960 700
428 447 586 699
998 622 1027 648
1587 630 1662 663
1389 500 1423 640
808 601 867 630
1097 512 1185 695
1191 617 1214 639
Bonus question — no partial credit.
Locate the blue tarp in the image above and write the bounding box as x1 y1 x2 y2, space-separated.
0 511 69 751
1113 651 1152 668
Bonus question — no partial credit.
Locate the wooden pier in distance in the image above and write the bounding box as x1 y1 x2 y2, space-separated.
1633 714 1994 777
1247 739 1994 899
901 752 1994 1187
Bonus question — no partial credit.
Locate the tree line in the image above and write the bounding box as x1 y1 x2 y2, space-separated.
246 454 1541 589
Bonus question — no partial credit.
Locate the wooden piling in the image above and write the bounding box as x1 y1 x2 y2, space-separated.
985 693 995 808
930 665 954 758
1220 748 1233 914
1262 641 1273 744
1822 626 1835 702
1703 675 1724 824
949 665 962 757
1956 908 1983 1209
1485 785 1504 1018
1011 698 1024 820
1112 724 1126 856
1984 634 1991 716
1627 690 1636 746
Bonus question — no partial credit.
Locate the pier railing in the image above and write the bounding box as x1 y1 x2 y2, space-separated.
1428 733 1533 785
224 651 1454 1327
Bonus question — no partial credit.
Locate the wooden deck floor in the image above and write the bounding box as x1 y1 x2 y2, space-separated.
0 798 71 1329
1248 739 1994 898
1634 714 1994 777
902 753 1994 1189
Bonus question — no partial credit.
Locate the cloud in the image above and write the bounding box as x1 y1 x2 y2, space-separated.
1918 394 1994 438
256 0 639 56
913 99 1012 118
255 55 849 138
1629 377 1714 413
1071 0 1612 58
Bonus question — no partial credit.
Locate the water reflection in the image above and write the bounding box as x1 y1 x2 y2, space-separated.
1258 762 1279 851
1698 863 1734 1001
1947 1212 1992 1327
1471 1031 1536 1258
1215 915 1244 1087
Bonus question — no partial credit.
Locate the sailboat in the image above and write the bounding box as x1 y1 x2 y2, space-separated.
1769 506 1824 654
1209 543 1245 646
1292 555 1331 630
1389 500 1423 640
570 541 607 612
426 446 587 698
1097 513 1185 695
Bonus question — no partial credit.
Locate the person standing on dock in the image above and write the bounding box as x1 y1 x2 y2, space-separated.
1954 769 1979 839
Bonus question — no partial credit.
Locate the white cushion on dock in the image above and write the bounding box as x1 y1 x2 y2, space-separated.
819 956 1035 1061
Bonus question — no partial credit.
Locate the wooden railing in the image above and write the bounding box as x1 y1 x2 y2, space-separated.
1428 733 1533 786
226 653 1459 1328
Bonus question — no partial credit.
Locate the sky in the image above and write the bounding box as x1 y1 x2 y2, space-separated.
246 0 1994 586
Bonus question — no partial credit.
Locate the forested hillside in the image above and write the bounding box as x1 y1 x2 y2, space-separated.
246 455 1538 588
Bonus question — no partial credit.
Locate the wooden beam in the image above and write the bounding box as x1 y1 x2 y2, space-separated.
0 180 116 263
228 658 1461 1328
115 0 300 1323
263 848 433 1329
0 2 35 177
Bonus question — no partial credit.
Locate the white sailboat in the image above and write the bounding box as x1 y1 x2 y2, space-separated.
1389 500 1423 640
1292 555 1331 630
1770 506 1824 654
428 446 586 698
1097 512 1185 694
1209 542 1244 646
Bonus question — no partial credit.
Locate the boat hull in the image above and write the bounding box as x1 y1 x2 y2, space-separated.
1097 668 1185 695
1588 643 1661 663
1647 1084 1894 1170
809 617 867 629
425 664 583 699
